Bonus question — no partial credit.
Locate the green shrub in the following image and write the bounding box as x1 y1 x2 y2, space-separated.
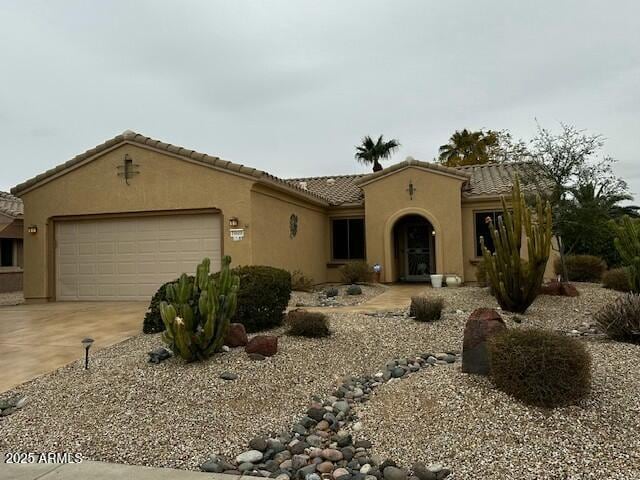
602 268 632 292
554 255 606 282
409 296 444 322
488 329 591 408
340 261 372 284
594 293 640 342
144 265 291 334
346 284 362 295
611 216 640 292
286 309 331 337
324 287 339 298
291 270 314 292
226 265 291 332
159 257 239 361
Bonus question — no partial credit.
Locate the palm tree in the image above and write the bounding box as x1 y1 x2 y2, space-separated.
438 129 499 166
355 135 401 172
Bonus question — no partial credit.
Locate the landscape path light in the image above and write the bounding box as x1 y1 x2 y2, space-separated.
81 337 94 369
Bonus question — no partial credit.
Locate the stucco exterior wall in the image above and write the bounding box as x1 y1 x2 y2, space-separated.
361 167 466 283
250 186 329 283
19 144 256 301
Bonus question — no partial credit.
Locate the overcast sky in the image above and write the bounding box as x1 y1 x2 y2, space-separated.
1 0 639 198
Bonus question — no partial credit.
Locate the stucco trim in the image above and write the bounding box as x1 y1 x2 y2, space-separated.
355 158 470 188
382 207 445 283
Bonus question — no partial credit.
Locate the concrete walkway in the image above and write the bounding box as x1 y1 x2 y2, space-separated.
0 461 238 480
0 301 147 392
307 283 430 314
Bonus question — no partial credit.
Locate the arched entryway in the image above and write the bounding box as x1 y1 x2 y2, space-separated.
392 214 436 282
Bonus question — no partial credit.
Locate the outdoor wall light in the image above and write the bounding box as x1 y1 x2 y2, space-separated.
81 337 94 369
431 230 436 236
228 217 239 228
27 225 38 234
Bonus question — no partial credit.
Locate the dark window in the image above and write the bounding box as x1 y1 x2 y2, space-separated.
332 218 365 260
475 211 502 257
0 239 13 266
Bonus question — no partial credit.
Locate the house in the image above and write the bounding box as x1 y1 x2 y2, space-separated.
11 130 556 302
0 191 24 293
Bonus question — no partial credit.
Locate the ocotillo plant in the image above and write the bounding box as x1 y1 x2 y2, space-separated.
160 256 239 361
611 216 640 292
481 176 552 313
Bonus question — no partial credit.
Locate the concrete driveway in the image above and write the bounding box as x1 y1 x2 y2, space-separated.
0 302 148 393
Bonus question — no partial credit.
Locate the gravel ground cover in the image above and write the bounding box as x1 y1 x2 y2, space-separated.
289 284 386 308
0 290 24 306
1 283 633 479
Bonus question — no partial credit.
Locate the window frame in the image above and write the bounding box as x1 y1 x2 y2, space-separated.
330 217 366 262
473 210 503 258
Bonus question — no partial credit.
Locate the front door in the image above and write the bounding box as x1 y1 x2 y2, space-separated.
405 223 431 281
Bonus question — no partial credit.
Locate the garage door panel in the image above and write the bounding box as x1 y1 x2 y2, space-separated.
56 213 220 301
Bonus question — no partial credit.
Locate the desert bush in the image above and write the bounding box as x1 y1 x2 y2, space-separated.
554 255 606 282
611 216 640 292
481 177 552 313
227 265 291 332
346 284 362 295
594 293 640 342
340 261 372 284
409 296 444 322
602 267 632 292
145 265 291 334
291 270 314 292
286 309 331 337
324 287 339 297
488 328 591 408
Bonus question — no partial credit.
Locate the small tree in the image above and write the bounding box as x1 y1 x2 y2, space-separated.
611 216 640 292
355 135 400 172
481 176 553 313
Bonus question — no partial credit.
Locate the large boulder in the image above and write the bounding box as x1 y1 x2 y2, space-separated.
224 323 248 347
539 280 579 297
462 308 507 375
245 335 278 357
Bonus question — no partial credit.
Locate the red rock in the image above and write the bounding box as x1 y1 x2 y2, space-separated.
245 335 278 357
224 323 248 347
462 308 507 375
539 280 579 297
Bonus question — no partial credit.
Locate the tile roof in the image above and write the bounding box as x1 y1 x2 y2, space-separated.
11 130 540 207
0 191 23 218
288 161 536 205
287 174 366 205
457 161 540 197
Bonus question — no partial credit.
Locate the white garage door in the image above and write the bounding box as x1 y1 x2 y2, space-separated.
55 213 221 301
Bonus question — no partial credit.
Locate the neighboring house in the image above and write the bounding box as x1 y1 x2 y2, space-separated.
0 191 24 293
11 130 555 302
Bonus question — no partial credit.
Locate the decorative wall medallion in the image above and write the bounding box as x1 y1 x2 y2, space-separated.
406 180 417 200
289 214 298 238
116 154 139 185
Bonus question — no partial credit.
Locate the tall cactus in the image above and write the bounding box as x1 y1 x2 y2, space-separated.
611 216 640 292
481 176 553 313
159 256 239 361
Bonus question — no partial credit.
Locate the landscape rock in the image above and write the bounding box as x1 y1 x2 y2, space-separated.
236 450 264 464
224 323 249 347
384 466 407 480
147 347 172 364
539 280 580 297
219 372 238 381
245 335 279 357
462 308 507 375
